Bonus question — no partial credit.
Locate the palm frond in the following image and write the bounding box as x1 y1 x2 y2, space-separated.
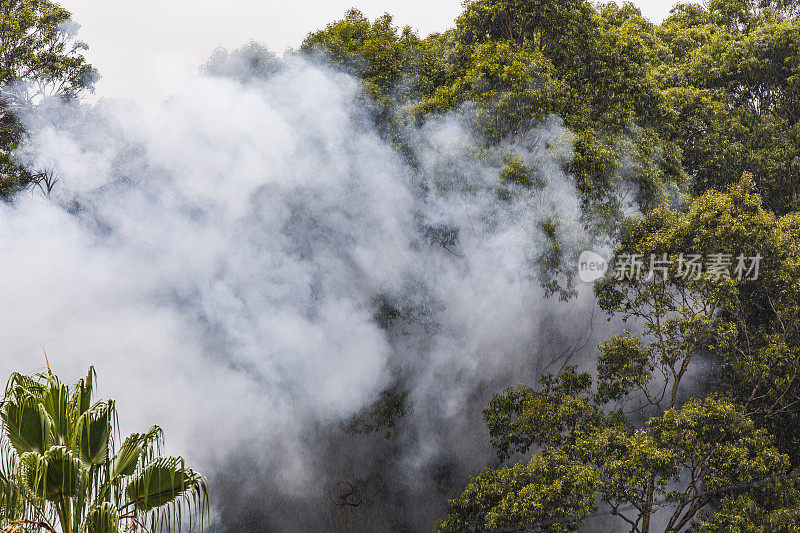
69 367 96 418
41 385 70 446
41 447 83 500
74 403 113 467
0 442 21 526
1 366 209 532
2 374 46 406
125 456 209 532
16 452 48 502
110 426 162 481
85 501 119 533
1 400 54 455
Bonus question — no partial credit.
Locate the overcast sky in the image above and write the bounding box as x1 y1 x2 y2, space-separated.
59 0 689 104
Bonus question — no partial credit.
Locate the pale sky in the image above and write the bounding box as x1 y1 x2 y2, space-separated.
59 0 688 104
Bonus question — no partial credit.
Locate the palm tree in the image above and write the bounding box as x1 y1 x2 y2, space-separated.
0 365 208 533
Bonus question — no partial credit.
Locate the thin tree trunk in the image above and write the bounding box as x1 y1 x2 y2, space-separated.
641 477 655 533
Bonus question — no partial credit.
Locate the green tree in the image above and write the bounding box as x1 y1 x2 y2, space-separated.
306 4 685 233
658 2 800 214
454 0 597 71
305 1 800 229
301 9 418 97
595 175 800 452
437 177 800 532
411 40 567 143
439 373 798 532
0 0 97 197
0 366 208 533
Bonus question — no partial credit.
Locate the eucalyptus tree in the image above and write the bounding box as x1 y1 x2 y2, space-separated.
0 367 208 533
436 177 800 532
0 0 97 196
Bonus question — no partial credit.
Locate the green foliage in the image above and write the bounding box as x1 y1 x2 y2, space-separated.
657 3 800 214
536 218 579 301
483 368 602 462
499 155 545 190
595 333 652 404
441 374 800 531
438 178 800 531
303 3 688 234
0 367 208 533
305 0 800 236
595 175 800 451
412 40 567 143
302 9 417 95
346 387 408 439
434 449 597 532
455 0 597 71
0 0 97 197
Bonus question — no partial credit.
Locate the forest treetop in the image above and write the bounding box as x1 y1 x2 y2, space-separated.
1 0 800 531
302 1 800 531
302 0 800 222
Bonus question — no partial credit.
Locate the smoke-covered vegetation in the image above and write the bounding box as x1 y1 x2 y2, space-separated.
1 0 800 531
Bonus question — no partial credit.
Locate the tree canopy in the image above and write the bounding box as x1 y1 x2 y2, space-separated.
436 177 800 531
303 1 800 225
0 0 96 197
2 0 800 530
301 3 800 530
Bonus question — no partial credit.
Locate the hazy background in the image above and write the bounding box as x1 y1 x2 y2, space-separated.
60 0 691 105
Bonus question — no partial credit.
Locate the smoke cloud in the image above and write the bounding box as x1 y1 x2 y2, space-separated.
1 51 613 530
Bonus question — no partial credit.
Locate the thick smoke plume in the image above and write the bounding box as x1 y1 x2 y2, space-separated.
1 51 614 530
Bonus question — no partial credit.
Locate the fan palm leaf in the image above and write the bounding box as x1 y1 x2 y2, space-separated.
2 400 54 455
0 366 209 533
85 502 119 533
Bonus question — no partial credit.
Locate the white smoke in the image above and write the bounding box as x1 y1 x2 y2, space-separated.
1 53 605 528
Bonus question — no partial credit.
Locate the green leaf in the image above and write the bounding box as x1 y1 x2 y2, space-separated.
2 399 54 455
125 457 203 512
0 442 20 522
111 426 162 480
86 502 120 533
42 384 71 445
17 451 48 500
72 367 96 416
42 446 83 499
74 403 112 466
17 447 84 502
